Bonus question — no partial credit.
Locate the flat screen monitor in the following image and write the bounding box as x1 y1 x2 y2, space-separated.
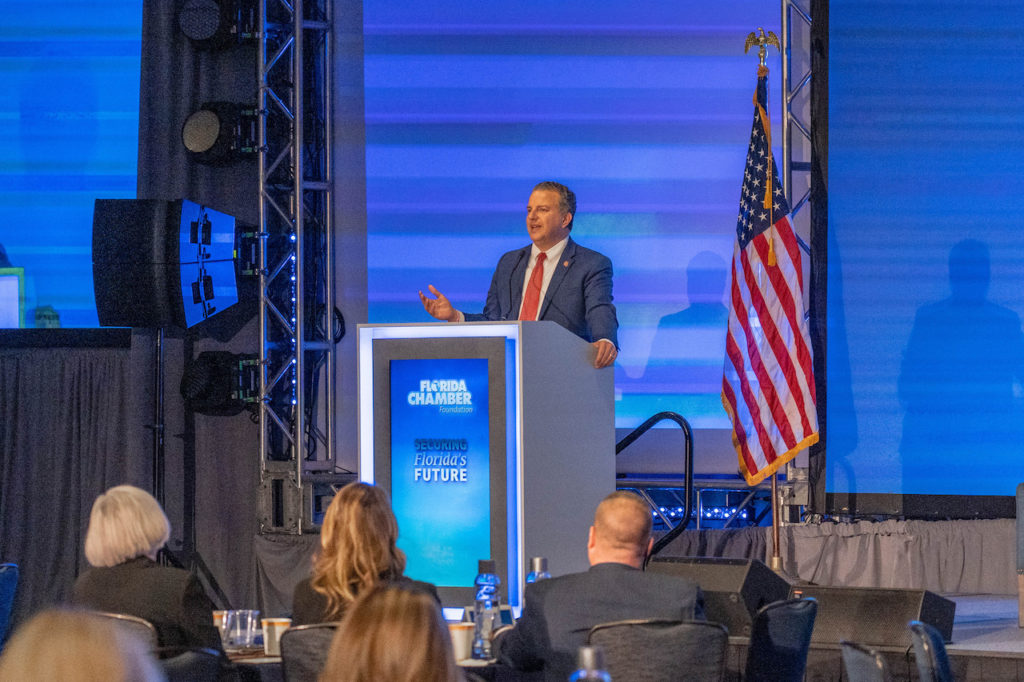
0 267 25 328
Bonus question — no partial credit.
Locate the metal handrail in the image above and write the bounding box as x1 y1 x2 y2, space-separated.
615 411 694 557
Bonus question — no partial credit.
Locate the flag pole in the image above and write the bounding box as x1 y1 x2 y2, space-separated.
770 473 782 571
744 26 786 575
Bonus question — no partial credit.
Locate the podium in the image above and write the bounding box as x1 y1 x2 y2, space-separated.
357 321 615 610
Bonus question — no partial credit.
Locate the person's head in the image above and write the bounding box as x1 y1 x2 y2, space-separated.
587 491 653 569
0 608 164 682
527 181 575 251
948 238 990 302
84 485 170 568
312 482 405 618
319 584 460 682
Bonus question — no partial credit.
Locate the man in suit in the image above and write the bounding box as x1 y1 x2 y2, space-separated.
492 491 705 681
419 181 619 368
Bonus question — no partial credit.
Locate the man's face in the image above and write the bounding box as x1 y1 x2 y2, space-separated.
526 189 571 251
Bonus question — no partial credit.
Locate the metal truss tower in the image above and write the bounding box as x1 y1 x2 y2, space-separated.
257 0 337 533
781 0 813 233
778 0 815 522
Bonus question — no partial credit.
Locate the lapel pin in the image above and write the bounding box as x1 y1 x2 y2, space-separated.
563 260 569 267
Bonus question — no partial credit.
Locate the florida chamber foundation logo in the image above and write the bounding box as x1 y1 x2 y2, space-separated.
407 379 474 414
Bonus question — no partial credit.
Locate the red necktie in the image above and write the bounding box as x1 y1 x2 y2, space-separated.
519 252 547 321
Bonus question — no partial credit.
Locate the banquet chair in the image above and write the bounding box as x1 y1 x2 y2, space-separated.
0 563 18 648
743 597 817 682
908 620 953 682
840 640 890 682
87 611 160 650
280 622 338 682
586 618 728 682
156 646 225 682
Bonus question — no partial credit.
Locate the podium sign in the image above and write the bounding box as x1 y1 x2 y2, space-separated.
358 321 614 611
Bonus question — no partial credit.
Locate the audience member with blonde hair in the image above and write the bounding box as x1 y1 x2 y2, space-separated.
70 485 222 650
319 584 462 682
0 608 165 682
292 482 439 624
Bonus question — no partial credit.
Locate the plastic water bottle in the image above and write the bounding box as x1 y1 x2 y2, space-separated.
568 645 612 681
472 559 501 659
525 556 551 584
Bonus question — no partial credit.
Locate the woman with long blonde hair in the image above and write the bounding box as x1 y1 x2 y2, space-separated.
291 482 438 624
319 584 462 682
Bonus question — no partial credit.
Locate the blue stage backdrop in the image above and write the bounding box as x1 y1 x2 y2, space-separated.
827 1 1024 496
363 1 783 431
0 2 141 328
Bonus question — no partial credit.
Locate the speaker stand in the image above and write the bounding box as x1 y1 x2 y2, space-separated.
149 329 231 609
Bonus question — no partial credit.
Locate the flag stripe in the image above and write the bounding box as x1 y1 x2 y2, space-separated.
766 218 816 399
721 373 758 477
748 231 815 438
736 243 800 447
723 327 767 473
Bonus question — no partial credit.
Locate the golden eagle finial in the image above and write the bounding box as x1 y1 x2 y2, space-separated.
744 27 780 66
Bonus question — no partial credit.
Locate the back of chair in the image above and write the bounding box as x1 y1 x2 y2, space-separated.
88 611 160 650
280 622 338 682
840 640 890 682
908 620 953 682
157 647 224 682
744 597 818 682
587 618 728 682
0 564 19 647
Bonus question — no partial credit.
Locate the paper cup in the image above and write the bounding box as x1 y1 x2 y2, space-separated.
448 622 474 662
262 617 291 656
212 610 227 644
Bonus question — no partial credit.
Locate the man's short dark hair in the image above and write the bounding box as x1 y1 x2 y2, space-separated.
532 181 576 230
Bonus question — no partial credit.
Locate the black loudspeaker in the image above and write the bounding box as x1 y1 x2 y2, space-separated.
647 557 791 636
92 198 241 330
789 585 955 646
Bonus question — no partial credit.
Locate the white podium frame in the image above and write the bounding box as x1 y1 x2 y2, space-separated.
357 321 615 610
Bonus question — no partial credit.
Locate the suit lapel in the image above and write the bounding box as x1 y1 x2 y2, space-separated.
509 245 531 318
539 238 575 319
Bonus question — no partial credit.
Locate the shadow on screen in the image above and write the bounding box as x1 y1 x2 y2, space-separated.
898 239 1024 494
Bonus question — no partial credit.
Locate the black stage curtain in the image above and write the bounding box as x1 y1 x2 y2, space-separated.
0 338 149 624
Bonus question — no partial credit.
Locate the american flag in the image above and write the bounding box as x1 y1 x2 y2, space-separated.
722 66 819 486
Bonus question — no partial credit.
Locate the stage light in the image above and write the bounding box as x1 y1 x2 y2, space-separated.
182 101 257 166
177 0 257 51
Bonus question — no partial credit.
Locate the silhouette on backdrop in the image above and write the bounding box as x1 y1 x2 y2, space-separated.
898 239 1024 493
638 251 729 407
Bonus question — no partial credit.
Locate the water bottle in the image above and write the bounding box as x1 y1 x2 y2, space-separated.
471 559 501 659
568 645 612 681
525 556 551 584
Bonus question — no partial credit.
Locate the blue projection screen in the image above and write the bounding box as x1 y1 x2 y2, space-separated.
364 1 784 436
0 2 141 327
827 2 1024 497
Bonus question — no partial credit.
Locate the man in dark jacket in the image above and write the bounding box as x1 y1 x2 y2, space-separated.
493 491 705 681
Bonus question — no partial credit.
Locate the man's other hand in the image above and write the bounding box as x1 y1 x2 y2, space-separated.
592 339 617 369
419 285 459 322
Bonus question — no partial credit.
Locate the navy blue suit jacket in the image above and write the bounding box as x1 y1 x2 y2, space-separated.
464 238 618 347
494 562 705 682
